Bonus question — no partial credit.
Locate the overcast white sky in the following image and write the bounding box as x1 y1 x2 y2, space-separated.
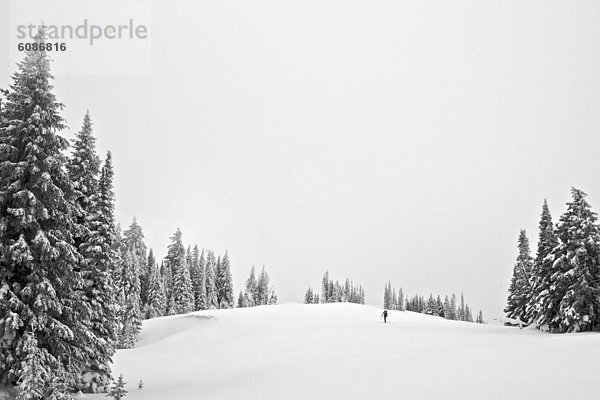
2 0 600 318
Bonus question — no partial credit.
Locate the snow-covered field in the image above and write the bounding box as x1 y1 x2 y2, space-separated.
89 303 599 400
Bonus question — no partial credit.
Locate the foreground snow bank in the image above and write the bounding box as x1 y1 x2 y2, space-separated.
89 303 600 400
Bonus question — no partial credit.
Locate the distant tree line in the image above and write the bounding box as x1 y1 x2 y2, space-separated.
505 188 600 333
384 283 484 324
304 271 365 304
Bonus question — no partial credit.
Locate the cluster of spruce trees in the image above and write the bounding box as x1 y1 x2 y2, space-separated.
303 271 365 304
120 223 243 346
383 282 404 310
505 188 600 333
385 283 484 323
237 266 278 307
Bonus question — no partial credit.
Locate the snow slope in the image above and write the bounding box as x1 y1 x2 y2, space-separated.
89 303 600 399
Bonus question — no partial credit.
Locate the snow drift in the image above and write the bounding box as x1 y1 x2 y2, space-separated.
88 303 600 399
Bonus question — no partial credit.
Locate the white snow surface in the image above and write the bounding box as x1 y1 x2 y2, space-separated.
89 303 600 399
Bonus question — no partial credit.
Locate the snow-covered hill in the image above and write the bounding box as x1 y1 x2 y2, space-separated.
89 303 600 399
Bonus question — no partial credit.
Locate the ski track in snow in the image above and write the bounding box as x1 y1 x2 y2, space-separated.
87 303 600 400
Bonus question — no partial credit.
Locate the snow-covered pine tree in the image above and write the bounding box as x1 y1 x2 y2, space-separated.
504 230 534 324
238 291 246 307
107 374 127 400
116 249 142 348
464 305 473 322
528 200 559 327
172 260 194 315
426 294 435 315
122 218 147 263
122 218 147 302
436 295 443 317
147 250 156 277
189 245 201 310
397 287 404 311
443 295 451 318
15 333 47 400
165 229 194 315
67 115 118 392
458 292 466 321
245 266 258 306
144 263 166 318
160 260 173 312
539 188 600 332
383 282 390 309
328 280 336 303
0 28 91 397
67 112 106 389
186 245 193 274
268 289 278 305
75 150 120 392
476 310 485 324
321 271 330 303
67 111 100 217
304 287 315 304
196 248 207 310
217 251 234 308
205 250 218 309
215 254 221 305
450 294 458 320
343 279 350 302
257 266 270 305
141 248 156 307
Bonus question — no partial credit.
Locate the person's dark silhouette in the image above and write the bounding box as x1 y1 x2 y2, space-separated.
382 309 388 323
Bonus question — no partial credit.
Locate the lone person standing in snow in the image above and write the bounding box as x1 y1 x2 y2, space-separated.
382 309 388 323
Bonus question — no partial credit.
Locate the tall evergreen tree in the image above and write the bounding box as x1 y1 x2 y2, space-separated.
189 245 201 310
116 249 142 348
383 282 391 309
66 112 111 392
237 290 247 308
75 150 119 392
217 251 234 308
165 229 194 315
245 266 258 306
215 255 222 306
141 248 156 307
145 263 166 318
196 249 207 310
504 230 534 323
205 250 218 309
538 188 600 332
528 199 559 326
122 219 147 287
476 310 485 324
321 271 330 303
122 218 147 262
450 294 458 320
459 292 466 321
160 258 173 312
257 266 270 305
398 287 404 311
67 111 100 209
0 29 92 397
